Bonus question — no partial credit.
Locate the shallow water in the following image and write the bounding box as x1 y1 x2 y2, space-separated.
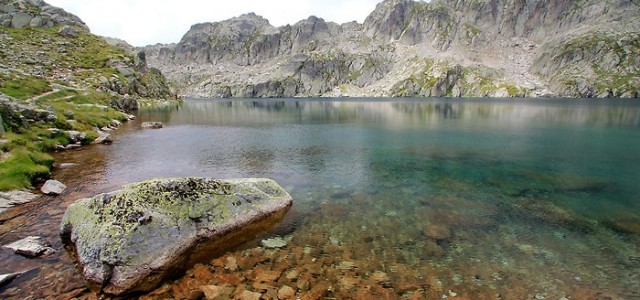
1 98 640 299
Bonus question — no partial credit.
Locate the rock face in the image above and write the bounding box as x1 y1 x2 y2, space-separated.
60 177 293 297
144 0 640 98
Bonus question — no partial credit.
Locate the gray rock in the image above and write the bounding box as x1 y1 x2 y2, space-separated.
66 130 86 143
141 121 163 129
110 98 138 112
116 67 135 78
58 25 78 38
2 236 56 258
41 180 66 195
0 272 21 287
93 131 112 144
29 16 43 27
0 114 4 135
60 177 293 296
0 191 38 214
11 12 32 28
58 163 77 169
2 5 17 13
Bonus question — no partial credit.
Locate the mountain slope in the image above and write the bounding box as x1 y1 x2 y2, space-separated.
144 0 640 98
0 0 176 190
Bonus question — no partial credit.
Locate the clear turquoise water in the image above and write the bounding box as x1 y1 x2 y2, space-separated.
124 99 639 297
4 98 638 299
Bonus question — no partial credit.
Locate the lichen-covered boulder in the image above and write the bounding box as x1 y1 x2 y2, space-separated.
60 178 292 297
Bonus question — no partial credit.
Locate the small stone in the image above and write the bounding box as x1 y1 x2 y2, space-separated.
261 236 287 249
66 143 81 150
239 290 262 300
47 128 61 135
2 236 56 258
41 180 66 195
201 285 232 299
285 269 299 280
337 261 356 270
372 271 391 287
142 121 163 129
66 130 86 143
225 256 238 271
277 285 295 299
93 131 112 144
422 223 451 240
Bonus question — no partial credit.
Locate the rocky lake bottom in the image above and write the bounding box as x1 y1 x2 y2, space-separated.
1 98 639 299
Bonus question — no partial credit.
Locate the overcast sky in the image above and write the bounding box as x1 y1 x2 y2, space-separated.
45 0 383 47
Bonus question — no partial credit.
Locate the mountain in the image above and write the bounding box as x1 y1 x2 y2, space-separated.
0 0 176 190
143 0 640 98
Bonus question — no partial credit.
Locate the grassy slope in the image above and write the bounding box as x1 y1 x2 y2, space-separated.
0 26 148 191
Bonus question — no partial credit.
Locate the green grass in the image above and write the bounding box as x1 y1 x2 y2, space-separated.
0 74 52 100
0 148 53 190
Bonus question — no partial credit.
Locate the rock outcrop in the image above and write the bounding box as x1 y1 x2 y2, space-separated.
144 0 640 98
60 177 293 297
0 0 88 30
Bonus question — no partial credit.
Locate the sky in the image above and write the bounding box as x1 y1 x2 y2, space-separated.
46 0 383 47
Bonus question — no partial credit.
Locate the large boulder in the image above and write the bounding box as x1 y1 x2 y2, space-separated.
60 178 292 297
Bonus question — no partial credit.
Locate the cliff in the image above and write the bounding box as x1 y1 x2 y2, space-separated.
144 0 640 98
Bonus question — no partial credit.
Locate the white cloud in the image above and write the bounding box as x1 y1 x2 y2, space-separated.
45 0 382 47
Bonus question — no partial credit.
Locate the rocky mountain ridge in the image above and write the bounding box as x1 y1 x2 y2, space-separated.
144 0 640 98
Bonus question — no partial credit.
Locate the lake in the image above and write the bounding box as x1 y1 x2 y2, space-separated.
1 98 640 299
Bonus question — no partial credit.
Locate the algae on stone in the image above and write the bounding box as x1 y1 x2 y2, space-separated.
60 177 292 297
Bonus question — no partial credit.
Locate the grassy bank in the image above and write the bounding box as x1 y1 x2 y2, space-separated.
0 24 176 191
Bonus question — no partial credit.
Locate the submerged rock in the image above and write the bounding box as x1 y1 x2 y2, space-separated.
60 177 292 297
2 236 56 258
261 236 287 249
141 121 163 129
